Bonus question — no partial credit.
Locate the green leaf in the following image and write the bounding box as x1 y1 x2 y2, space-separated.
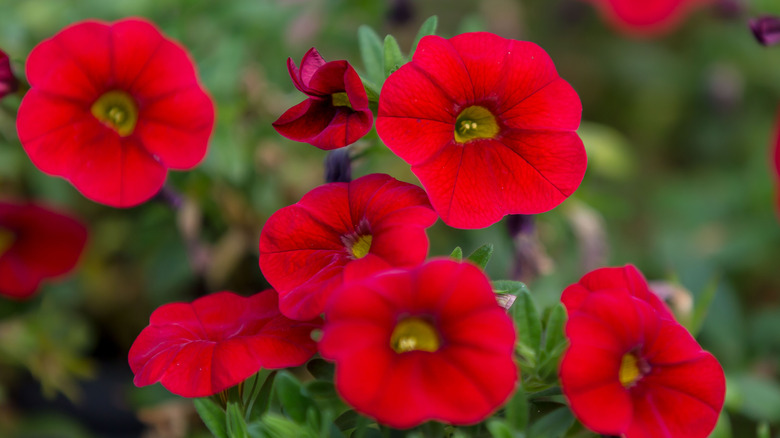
467 244 494 270
486 419 513 438
757 422 770 438
227 401 250 438
194 397 228 438
275 371 317 424
709 410 732 438
383 35 405 78
409 16 438 60
358 25 384 87
259 413 317 438
687 276 719 336
538 304 568 378
333 410 359 431
303 380 342 408
247 371 277 422
527 407 574 438
499 281 541 358
450 246 463 261
306 358 334 381
725 374 780 422
505 387 529 433
362 79 381 104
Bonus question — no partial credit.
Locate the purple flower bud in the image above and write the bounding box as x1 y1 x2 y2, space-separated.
750 16 780 46
324 148 352 183
0 49 18 99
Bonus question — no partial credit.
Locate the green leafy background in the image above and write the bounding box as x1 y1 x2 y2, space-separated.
0 0 779 436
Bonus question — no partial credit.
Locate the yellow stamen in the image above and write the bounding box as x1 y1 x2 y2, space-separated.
91 90 138 136
454 105 499 143
390 317 440 353
349 234 372 259
619 353 642 387
331 92 352 108
0 227 15 257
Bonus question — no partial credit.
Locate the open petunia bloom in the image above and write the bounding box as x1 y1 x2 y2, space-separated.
580 0 711 37
559 283 725 437
259 173 437 321
376 32 586 229
273 48 373 150
129 290 322 398
17 18 214 207
319 259 518 429
0 201 87 299
560 264 674 320
0 49 17 99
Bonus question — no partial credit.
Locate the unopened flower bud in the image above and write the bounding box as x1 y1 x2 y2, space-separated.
750 16 780 46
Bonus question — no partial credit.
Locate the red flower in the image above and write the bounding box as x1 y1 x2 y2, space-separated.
17 18 214 207
376 32 585 229
273 48 373 150
0 49 17 99
129 290 321 398
259 173 437 320
319 259 518 428
559 282 725 437
0 201 87 299
561 264 674 320
580 0 710 36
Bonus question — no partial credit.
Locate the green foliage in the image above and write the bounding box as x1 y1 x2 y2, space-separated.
467 244 494 270
409 16 438 60
358 25 384 88
194 398 229 438
450 246 464 261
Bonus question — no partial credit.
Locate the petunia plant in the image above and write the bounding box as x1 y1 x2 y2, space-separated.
0 10 739 438
124 16 728 438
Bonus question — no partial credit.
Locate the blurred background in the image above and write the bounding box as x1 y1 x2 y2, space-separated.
0 0 779 436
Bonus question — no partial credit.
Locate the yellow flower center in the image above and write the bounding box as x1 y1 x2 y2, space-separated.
390 317 440 353
619 353 643 387
91 90 138 136
331 92 352 108
0 227 15 257
349 234 372 259
454 105 499 143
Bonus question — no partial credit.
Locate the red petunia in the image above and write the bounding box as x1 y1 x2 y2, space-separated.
129 290 321 398
0 49 17 98
258 173 437 321
580 0 711 36
0 201 87 299
273 48 373 150
559 278 725 437
376 32 586 229
561 264 674 320
17 18 214 207
319 259 518 428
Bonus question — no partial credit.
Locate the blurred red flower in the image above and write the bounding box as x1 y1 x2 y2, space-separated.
319 259 518 428
559 285 725 437
0 201 87 299
129 290 321 398
273 48 373 150
0 49 17 98
561 264 674 319
259 173 437 320
581 0 710 36
17 18 214 207
376 32 585 229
